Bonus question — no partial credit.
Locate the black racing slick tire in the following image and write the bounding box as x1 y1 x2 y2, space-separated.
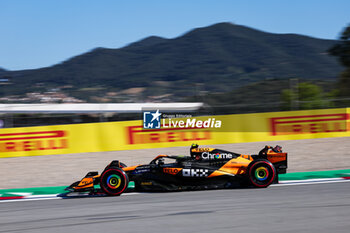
100 167 129 196
247 159 276 188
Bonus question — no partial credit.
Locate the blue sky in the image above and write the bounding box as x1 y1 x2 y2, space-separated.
0 0 349 70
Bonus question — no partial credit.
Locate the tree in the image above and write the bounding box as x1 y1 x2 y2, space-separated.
329 24 350 97
281 82 330 110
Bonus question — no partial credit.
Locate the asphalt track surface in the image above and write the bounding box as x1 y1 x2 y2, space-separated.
0 182 349 233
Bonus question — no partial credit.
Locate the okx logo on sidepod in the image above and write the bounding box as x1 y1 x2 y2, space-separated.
143 109 162 129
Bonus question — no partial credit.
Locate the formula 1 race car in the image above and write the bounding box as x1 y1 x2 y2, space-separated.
65 144 287 196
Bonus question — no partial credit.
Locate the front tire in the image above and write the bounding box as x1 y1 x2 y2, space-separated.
247 159 276 188
100 167 129 196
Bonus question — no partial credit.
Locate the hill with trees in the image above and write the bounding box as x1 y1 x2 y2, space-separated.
0 22 342 104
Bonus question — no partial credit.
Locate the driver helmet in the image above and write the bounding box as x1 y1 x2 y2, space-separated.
191 143 199 149
158 158 164 166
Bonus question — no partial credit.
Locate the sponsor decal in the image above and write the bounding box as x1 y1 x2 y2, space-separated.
133 168 151 174
209 161 226 167
127 126 211 144
182 162 192 167
140 182 153 186
182 168 208 177
270 113 349 136
0 130 68 153
192 148 214 152
267 154 285 158
163 168 182 175
201 152 233 160
78 180 93 187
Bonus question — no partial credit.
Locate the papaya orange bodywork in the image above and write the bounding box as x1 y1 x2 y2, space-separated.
122 165 139 172
75 177 94 190
69 144 287 194
208 156 251 177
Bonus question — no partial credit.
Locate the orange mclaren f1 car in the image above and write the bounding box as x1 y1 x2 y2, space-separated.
65 144 287 196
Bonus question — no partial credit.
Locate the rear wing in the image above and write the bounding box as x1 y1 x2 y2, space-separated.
265 147 287 174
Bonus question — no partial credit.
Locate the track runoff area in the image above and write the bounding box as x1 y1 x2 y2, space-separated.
0 182 349 233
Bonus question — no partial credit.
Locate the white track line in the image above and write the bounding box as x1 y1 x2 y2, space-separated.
0 196 61 203
0 192 142 203
273 178 350 186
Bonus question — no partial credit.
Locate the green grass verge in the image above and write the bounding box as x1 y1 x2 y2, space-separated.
279 169 350 180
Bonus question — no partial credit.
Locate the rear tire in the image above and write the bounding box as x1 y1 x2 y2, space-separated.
247 159 276 188
100 167 129 196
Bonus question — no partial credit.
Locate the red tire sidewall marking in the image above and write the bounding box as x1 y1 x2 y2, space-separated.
101 168 128 195
249 161 276 188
